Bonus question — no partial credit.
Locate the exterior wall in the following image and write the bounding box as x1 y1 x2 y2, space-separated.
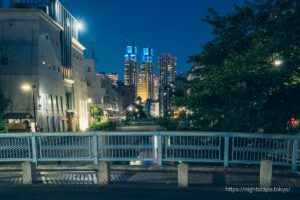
0 10 68 132
96 73 119 120
106 73 118 86
0 8 88 132
150 101 160 118
72 39 88 131
85 60 119 121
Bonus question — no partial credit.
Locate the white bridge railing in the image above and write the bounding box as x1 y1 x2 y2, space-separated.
0 132 299 172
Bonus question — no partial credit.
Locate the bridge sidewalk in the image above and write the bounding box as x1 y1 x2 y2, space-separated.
0 164 300 188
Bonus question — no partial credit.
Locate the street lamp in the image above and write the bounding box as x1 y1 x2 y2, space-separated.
128 106 133 112
273 59 283 67
21 84 37 132
87 98 93 104
77 21 85 32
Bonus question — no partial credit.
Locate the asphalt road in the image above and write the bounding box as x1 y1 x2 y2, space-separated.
0 185 298 200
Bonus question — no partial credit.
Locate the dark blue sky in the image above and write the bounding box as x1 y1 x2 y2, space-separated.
61 0 245 80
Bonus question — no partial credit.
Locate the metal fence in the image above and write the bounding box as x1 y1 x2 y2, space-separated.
0 132 299 172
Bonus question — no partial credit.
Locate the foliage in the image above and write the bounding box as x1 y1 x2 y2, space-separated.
89 121 116 131
156 117 178 130
0 91 9 118
181 0 300 134
90 106 104 124
125 104 148 123
0 91 9 133
0 120 7 133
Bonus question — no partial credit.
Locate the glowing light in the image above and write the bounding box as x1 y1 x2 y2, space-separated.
21 84 31 91
291 117 299 127
128 106 133 112
77 21 84 31
87 98 93 103
274 59 283 66
64 78 75 84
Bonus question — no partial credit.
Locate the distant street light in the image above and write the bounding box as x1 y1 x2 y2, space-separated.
21 84 37 132
273 59 283 67
128 106 133 112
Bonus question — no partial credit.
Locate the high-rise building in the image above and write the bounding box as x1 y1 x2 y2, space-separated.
124 45 138 96
153 75 159 101
137 48 154 102
158 53 177 116
137 72 149 103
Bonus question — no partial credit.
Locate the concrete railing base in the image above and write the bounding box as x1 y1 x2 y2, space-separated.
260 160 272 187
98 161 110 185
22 162 36 184
178 163 189 187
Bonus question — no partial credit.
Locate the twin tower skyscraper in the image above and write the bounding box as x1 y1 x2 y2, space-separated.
124 45 177 116
124 45 154 103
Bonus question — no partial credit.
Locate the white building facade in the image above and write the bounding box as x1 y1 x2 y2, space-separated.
0 1 89 132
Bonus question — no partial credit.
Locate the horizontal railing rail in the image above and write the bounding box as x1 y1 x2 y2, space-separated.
0 132 299 172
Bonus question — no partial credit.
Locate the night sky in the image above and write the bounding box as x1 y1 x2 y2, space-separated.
60 0 245 80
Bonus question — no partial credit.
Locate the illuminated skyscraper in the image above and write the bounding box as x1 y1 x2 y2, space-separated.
137 47 154 102
137 71 149 102
124 45 138 96
158 53 177 116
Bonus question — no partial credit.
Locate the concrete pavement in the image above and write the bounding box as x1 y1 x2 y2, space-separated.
0 168 300 187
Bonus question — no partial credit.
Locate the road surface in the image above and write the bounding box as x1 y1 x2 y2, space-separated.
0 185 299 200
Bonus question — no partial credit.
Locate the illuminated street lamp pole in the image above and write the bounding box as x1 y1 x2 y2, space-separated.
22 84 37 132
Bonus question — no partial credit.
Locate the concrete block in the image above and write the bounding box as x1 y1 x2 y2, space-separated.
98 161 110 185
260 160 272 187
178 163 189 187
22 162 36 184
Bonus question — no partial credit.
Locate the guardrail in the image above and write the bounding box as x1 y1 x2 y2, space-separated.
0 132 299 172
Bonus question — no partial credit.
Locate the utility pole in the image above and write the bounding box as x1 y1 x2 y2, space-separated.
91 40 95 60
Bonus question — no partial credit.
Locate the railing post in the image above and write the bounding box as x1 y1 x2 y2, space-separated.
31 133 37 164
291 139 298 173
224 136 229 168
157 134 162 166
93 133 99 166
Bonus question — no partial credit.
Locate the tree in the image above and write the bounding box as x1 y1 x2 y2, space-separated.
90 106 103 124
0 91 9 133
183 0 300 133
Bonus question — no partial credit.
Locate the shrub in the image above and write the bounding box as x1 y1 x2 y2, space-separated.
89 121 116 131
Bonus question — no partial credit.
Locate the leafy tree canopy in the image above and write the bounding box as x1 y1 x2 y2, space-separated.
182 0 300 133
